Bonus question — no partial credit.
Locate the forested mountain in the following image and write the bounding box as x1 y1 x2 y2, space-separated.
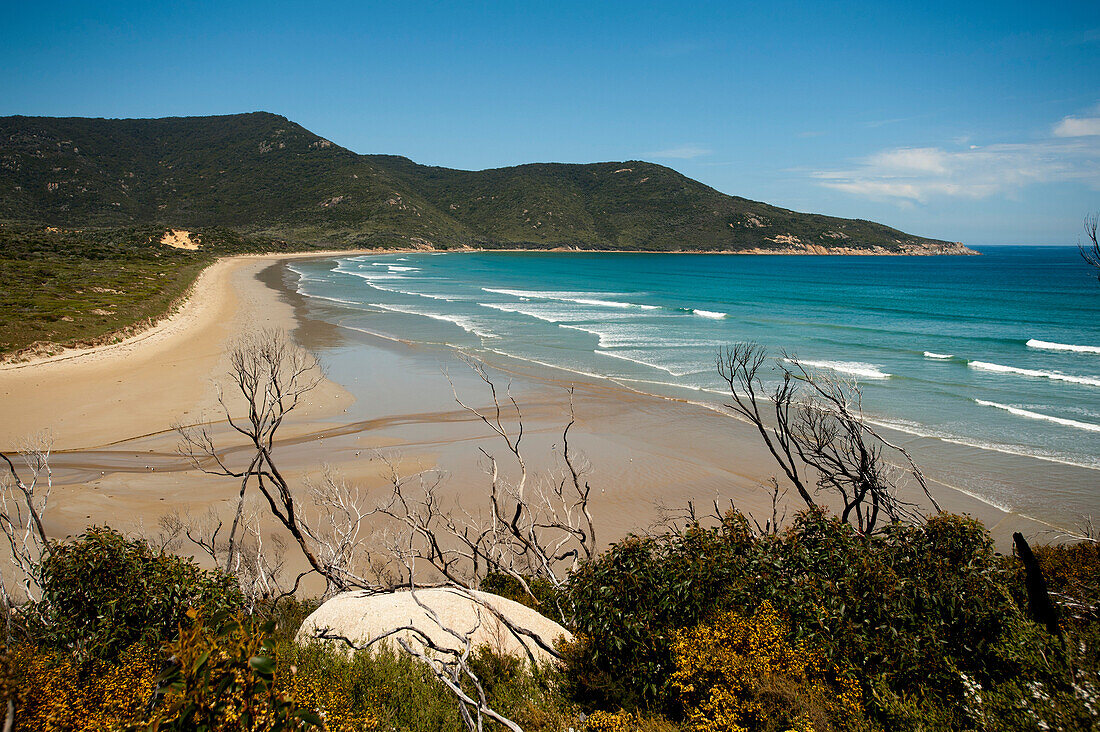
0 112 968 253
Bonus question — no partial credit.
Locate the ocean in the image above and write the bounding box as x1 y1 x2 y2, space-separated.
286 247 1100 527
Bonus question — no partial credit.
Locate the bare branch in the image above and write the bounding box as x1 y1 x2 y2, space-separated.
174 329 373 598
1080 212 1100 283
718 343 938 535
376 358 596 629
0 433 55 608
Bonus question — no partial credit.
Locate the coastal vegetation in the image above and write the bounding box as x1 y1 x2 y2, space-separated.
0 224 311 357
2 336 1098 730
2 507 1098 730
0 112 961 254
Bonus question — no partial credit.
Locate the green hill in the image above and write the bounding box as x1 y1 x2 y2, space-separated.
0 112 967 253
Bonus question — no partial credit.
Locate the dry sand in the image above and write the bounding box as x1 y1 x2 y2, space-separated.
0 253 354 452
3 251 1051 557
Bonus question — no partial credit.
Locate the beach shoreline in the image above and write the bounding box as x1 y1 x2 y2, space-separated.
3 249 1057 553
0 250 377 452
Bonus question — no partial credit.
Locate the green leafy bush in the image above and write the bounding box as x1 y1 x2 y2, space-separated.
282 640 573 732
145 609 320 731
33 526 242 663
479 571 560 613
563 512 757 710
669 601 862 732
565 509 1089 728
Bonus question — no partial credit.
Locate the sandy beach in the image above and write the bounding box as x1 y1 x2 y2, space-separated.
0 253 357 452
1 251 1056 556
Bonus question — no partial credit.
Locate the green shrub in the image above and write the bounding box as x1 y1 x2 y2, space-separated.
33 526 242 663
563 512 758 711
479 571 560 613
669 601 862 732
146 609 320 731
565 509 1089 728
283 640 572 732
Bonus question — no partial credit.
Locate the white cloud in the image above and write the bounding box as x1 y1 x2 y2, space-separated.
1053 115 1100 137
647 144 712 159
812 114 1100 202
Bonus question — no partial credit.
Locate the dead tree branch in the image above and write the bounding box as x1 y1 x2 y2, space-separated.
375 359 596 629
0 434 54 607
176 329 373 598
718 343 937 535
1080 212 1100 282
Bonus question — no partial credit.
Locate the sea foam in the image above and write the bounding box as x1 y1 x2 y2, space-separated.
300 292 362 306
968 360 1100 387
923 351 954 360
482 288 658 310
368 283 457 301
871 417 1100 473
594 350 705 377
974 399 1100 433
559 323 664 349
336 268 410 281
1026 339 1100 354
478 302 566 322
787 359 891 380
368 303 495 339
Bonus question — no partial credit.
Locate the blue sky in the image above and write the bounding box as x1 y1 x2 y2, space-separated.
2 1 1098 245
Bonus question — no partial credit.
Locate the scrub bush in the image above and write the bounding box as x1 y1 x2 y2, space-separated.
3 643 157 731
33 527 242 664
145 609 319 731
669 601 861 732
564 508 1087 728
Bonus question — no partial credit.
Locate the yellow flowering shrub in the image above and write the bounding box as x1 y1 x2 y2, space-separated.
3 643 157 731
278 663 379 731
146 610 320 731
669 602 861 732
582 709 681 732
1 617 377 732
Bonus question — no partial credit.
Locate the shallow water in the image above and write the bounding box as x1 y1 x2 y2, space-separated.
287 248 1100 527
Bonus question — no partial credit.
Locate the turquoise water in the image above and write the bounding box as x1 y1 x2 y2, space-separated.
288 248 1100 515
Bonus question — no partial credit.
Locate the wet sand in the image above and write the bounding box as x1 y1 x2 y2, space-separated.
15 254 1052 560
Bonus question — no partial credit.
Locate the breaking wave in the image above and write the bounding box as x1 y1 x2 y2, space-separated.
1026 339 1100 354
478 302 565 323
367 302 495 339
482 288 658 310
974 399 1100 433
968 360 1100 388
594 349 706 377
788 359 892 380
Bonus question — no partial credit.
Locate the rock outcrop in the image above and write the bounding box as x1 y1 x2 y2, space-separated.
295 587 571 666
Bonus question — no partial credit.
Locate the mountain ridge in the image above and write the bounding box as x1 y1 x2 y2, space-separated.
0 111 973 254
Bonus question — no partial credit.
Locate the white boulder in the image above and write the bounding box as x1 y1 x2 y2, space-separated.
295 587 571 666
